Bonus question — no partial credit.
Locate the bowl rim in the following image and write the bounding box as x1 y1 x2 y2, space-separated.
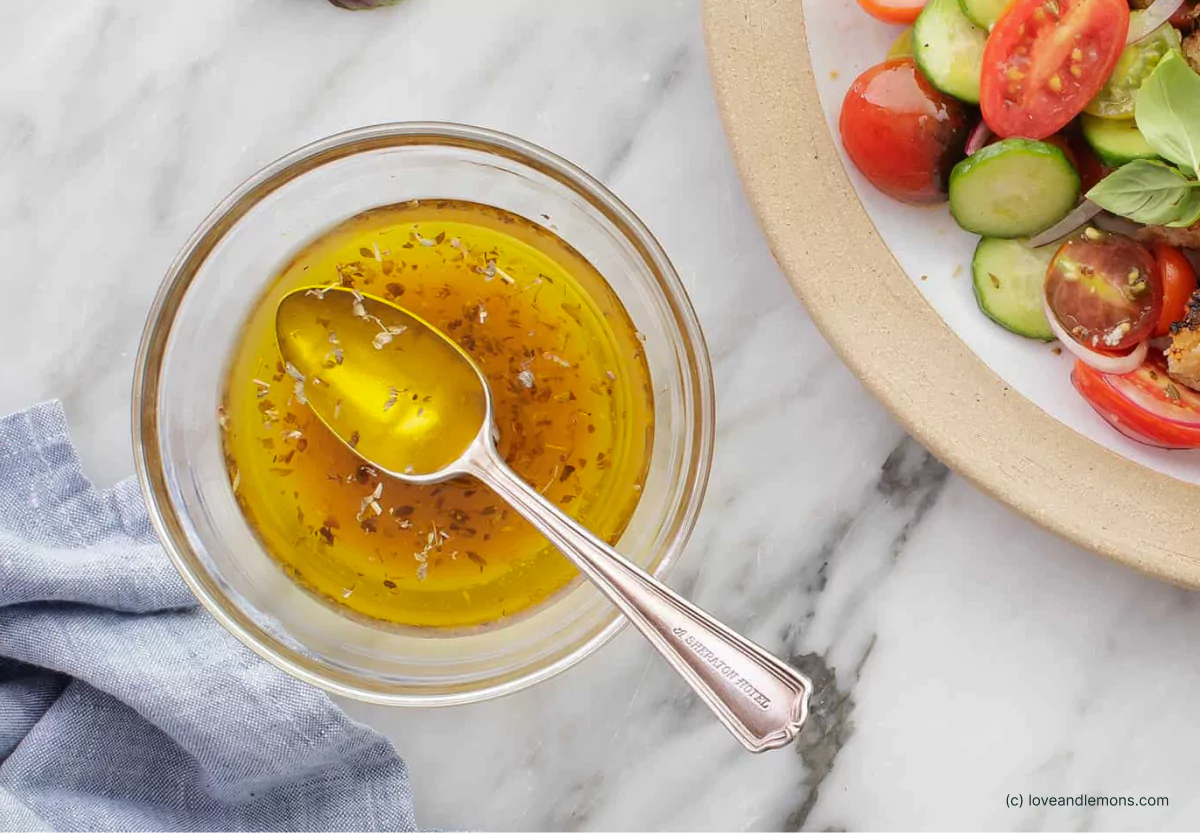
132 121 716 705
702 1 1200 586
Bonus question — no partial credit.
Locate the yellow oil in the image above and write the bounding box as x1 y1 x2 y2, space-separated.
221 200 654 628
274 287 492 477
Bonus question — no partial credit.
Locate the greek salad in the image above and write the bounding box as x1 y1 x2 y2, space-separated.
841 0 1200 449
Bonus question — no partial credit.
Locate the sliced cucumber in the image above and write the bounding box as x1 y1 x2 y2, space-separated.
887 27 914 60
914 0 987 104
972 236 1066 340
1081 113 1160 167
949 139 1081 238
958 0 1009 30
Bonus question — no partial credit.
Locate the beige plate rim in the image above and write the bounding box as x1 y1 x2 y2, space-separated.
702 0 1200 586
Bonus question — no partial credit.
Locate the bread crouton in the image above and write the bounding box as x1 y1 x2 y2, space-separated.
1168 290 1200 392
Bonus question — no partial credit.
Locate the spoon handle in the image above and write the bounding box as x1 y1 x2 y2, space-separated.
462 453 812 753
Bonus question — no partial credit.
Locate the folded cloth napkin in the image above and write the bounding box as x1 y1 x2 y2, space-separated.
0 402 418 832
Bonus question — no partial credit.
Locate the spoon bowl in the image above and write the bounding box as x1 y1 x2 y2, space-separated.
277 287 489 480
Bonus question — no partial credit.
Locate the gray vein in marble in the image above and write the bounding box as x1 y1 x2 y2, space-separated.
825 440 951 629
448 11 548 114
785 651 857 832
690 433 948 642
597 42 691 182
712 353 845 439
150 66 201 225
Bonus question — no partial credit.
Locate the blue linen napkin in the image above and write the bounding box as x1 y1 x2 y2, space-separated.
0 402 418 832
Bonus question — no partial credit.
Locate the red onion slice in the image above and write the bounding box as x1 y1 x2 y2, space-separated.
965 121 994 156
1092 211 1143 237
1127 0 1184 44
1026 200 1104 248
1044 297 1150 374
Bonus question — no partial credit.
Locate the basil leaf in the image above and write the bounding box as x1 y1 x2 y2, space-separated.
1086 160 1200 225
1135 50 1200 174
1168 189 1200 228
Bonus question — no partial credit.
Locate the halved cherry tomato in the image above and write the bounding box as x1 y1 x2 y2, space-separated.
1153 243 1199 337
1067 129 1111 193
1042 133 1078 171
1170 1 1198 29
984 130 1080 169
855 0 927 24
839 59 971 204
1045 229 1161 352
981 0 1131 140
1072 356 1200 449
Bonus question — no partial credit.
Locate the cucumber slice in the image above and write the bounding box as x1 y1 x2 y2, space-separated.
1080 113 1160 167
914 0 987 104
957 0 1009 30
887 27 914 60
972 236 1066 340
949 139 1081 238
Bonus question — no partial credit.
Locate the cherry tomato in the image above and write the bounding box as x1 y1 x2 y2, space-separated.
1153 243 1199 337
981 0 1130 140
1042 133 1078 171
1067 129 1111 193
1045 229 1162 352
855 0 927 24
1072 356 1200 449
1170 1 1198 29
839 60 971 204
985 130 1079 168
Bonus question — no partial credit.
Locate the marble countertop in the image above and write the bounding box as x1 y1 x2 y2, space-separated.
5 1 1199 829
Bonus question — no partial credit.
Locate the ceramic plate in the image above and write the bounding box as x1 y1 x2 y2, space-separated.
704 0 1200 584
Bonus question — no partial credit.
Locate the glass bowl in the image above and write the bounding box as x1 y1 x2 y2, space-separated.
132 123 715 706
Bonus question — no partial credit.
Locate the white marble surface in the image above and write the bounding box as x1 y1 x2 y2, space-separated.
4 1 1200 830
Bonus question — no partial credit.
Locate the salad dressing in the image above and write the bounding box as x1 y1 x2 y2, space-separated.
220 200 654 628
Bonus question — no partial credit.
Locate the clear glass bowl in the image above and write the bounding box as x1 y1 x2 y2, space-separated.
133 123 714 706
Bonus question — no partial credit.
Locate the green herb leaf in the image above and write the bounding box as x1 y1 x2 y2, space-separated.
1134 50 1200 175
1167 189 1200 228
1086 159 1200 225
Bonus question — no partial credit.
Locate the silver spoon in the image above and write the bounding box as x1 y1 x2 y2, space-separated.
277 286 812 751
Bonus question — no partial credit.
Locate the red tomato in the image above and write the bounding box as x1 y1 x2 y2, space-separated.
855 0 926 23
981 0 1131 140
1153 243 1199 337
985 130 1080 170
1170 1 1198 29
1045 229 1162 352
1072 356 1200 449
1067 130 1111 192
1042 133 1078 171
839 59 971 204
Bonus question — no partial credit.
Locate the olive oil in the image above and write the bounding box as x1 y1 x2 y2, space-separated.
275 287 492 478
221 200 654 628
